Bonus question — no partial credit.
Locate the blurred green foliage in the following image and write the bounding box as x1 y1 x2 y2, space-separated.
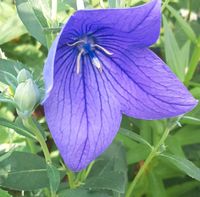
0 0 200 197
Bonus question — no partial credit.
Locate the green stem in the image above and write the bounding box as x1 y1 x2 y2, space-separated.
23 116 52 164
66 167 76 188
186 0 192 21
125 122 177 197
26 138 37 154
162 0 171 12
84 160 95 180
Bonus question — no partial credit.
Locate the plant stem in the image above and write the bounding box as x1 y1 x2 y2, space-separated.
125 122 177 197
51 0 57 24
66 167 76 188
76 0 85 10
84 160 95 180
23 116 52 164
186 0 192 21
184 36 200 85
162 0 171 12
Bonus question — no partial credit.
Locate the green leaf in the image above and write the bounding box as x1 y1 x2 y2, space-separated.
93 142 127 174
16 0 49 47
0 151 49 191
166 5 197 44
0 117 36 140
31 117 47 140
160 153 200 181
65 0 76 9
108 0 125 8
180 41 190 74
12 43 45 76
0 149 14 163
173 125 200 145
0 93 15 105
163 15 185 81
0 59 24 88
191 87 200 98
184 36 200 85
0 1 26 45
84 171 126 193
139 120 152 144
166 136 185 157
119 127 152 148
108 0 115 7
47 164 60 194
85 142 127 194
167 181 200 197
147 170 167 197
0 188 12 197
59 189 111 197
181 116 200 125
126 143 150 165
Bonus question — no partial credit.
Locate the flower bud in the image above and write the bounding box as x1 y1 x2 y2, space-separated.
14 79 40 117
17 69 32 83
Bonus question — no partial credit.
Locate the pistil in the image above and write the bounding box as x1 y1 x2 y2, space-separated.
67 38 112 74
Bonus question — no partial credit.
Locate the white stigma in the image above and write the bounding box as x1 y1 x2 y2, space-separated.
92 57 102 71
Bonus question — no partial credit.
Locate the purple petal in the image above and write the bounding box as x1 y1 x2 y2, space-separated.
43 37 59 102
95 47 197 119
60 0 161 47
43 0 197 172
43 0 161 100
44 53 122 171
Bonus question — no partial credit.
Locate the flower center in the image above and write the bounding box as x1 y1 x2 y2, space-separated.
67 37 112 74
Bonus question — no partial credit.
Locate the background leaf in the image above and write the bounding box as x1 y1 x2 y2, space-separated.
0 151 49 190
0 188 12 197
59 188 111 197
16 0 50 47
160 153 200 181
0 1 26 45
47 163 60 194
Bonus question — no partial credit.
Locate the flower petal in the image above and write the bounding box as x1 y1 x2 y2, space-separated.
43 36 59 102
44 53 122 171
64 0 161 47
43 0 161 101
95 47 197 119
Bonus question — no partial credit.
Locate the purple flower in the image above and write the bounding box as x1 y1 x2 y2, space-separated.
43 0 197 171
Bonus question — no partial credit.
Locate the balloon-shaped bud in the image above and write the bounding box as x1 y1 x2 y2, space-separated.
14 79 40 117
17 69 32 83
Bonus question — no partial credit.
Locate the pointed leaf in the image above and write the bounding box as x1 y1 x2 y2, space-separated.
163 15 184 81
167 5 197 44
0 151 49 190
160 153 200 181
84 171 126 193
119 127 152 148
0 118 36 140
47 164 60 194
0 59 24 87
16 0 49 46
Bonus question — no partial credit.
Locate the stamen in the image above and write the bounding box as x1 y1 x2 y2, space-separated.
93 44 113 55
76 49 84 74
67 40 85 47
66 39 112 74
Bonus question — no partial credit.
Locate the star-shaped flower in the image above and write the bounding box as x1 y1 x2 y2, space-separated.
43 0 197 171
